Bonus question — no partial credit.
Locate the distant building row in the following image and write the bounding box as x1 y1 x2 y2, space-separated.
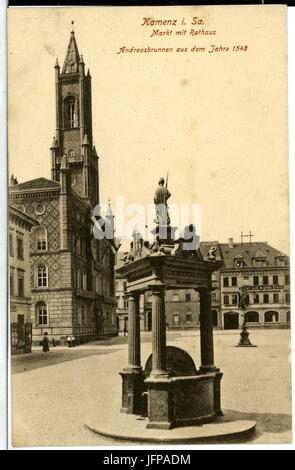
115 239 290 331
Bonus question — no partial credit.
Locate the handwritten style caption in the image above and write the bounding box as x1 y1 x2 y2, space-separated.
117 17 248 55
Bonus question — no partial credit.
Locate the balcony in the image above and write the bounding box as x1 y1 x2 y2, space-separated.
56 155 83 165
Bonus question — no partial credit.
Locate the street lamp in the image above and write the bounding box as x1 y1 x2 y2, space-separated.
235 283 257 348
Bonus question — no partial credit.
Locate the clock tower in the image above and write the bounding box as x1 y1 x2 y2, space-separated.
50 28 99 207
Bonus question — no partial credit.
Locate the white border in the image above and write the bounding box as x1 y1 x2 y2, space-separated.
0 0 7 452
1 2 295 451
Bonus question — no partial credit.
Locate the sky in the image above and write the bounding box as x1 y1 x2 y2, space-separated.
7 5 290 254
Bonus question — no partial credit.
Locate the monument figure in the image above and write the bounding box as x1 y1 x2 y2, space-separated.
154 177 171 226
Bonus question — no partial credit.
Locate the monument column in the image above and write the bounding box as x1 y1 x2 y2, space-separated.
197 286 223 415
127 293 141 370
120 291 143 415
197 287 216 373
150 285 168 377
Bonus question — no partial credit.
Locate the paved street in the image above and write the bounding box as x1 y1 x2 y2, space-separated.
10 329 292 448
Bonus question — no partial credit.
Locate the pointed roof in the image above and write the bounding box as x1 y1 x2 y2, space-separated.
9 177 60 191
62 31 80 74
82 133 89 146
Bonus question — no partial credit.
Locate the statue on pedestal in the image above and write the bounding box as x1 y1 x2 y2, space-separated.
154 177 171 226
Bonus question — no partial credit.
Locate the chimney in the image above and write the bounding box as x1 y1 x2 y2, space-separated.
228 238 234 248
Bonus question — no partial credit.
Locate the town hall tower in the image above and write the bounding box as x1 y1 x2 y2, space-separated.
51 29 99 207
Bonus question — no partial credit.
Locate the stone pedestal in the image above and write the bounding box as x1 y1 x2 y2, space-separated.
120 369 144 415
145 374 218 430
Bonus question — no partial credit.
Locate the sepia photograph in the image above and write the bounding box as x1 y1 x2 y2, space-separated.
6 3 291 448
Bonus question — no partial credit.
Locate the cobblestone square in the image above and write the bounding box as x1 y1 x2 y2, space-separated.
10 328 292 447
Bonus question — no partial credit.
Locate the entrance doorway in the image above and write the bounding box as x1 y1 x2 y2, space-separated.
224 312 239 330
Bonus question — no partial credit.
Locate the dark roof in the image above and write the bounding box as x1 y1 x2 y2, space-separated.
9 205 39 227
200 241 222 260
218 242 289 269
9 177 60 191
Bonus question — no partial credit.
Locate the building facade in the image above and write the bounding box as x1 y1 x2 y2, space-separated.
9 30 117 345
9 206 39 352
200 239 290 329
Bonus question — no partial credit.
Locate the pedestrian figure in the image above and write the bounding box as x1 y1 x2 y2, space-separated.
41 332 50 353
52 338 56 347
123 325 128 337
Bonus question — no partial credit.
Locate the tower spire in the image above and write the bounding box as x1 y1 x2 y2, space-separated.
62 25 80 74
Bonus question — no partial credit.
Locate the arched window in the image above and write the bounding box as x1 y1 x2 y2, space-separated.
245 311 259 323
77 268 83 289
64 96 78 129
265 311 279 323
77 236 82 256
37 264 47 287
37 302 47 325
36 226 47 251
82 270 87 290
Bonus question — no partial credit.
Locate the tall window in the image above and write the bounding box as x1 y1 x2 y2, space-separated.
273 293 279 303
10 271 14 296
263 294 269 303
185 293 191 302
232 294 238 305
173 291 179 301
223 277 229 287
36 227 47 251
285 275 290 285
263 276 269 285
16 237 24 259
64 96 78 128
223 295 230 305
37 302 47 325
232 277 237 287
17 270 24 297
82 270 87 290
273 275 279 285
253 276 259 286
37 265 47 287
9 233 13 257
286 293 290 304
254 293 259 304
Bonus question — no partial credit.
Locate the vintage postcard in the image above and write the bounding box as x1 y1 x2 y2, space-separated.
7 4 291 448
